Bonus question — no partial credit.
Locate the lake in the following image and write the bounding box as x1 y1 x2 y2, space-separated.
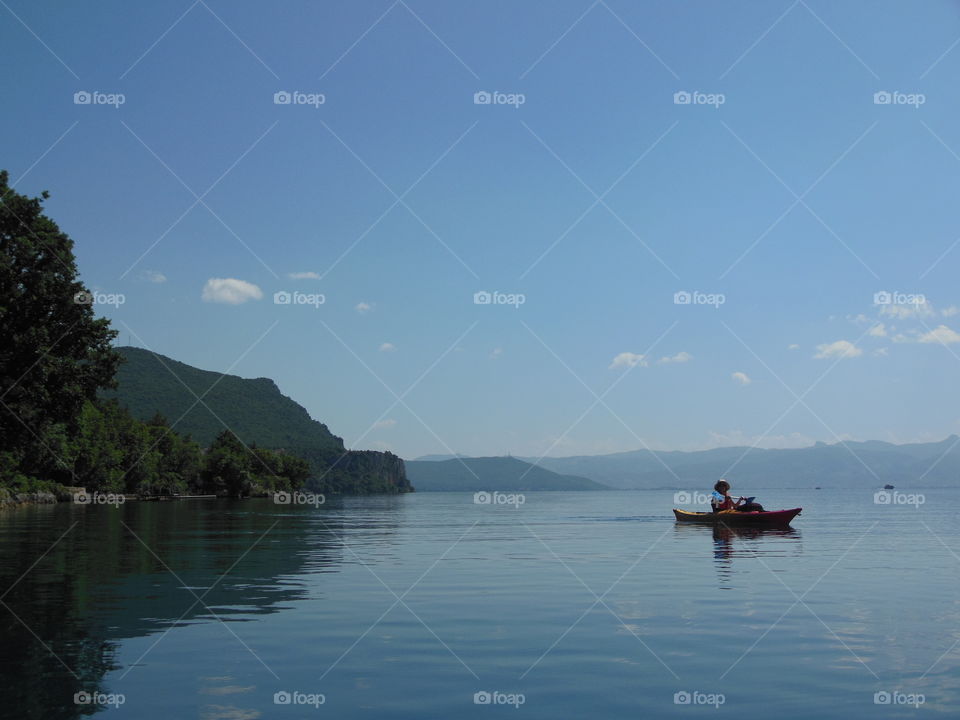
0 488 955 719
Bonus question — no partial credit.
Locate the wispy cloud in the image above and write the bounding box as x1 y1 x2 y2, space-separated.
141 270 167 284
879 302 934 320
658 351 692 364
379 342 396 352
355 301 374 314
374 419 397 429
731 371 751 385
288 271 320 280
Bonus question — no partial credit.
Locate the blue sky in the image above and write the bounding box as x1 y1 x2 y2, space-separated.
4 0 960 459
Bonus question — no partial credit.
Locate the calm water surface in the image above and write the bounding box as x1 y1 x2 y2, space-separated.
1 489 957 719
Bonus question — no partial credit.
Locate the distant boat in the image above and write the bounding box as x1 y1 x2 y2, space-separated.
883 484 895 490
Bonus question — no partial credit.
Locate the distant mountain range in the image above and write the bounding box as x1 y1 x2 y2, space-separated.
405 456 608 491
413 437 960 489
105 347 411 494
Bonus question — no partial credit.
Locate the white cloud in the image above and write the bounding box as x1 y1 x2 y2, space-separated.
814 340 862 359
379 342 396 352
918 324 960 345
942 306 960 317
892 333 911 343
609 352 647 369
874 347 889 356
868 323 886 337
288 271 320 280
141 270 167 284
658 351 692 364
879 302 934 320
787 344 800 350
490 347 503 360
731 371 751 385
201 278 263 305
355 301 373 314
374 419 397 430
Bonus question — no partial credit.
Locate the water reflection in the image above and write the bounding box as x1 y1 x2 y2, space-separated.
0 498 399 720
674 522 803 589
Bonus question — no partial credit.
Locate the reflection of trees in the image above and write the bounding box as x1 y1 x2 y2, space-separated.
0 498 374 720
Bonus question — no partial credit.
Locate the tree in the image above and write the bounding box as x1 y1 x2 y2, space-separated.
144 413 201 495
0 171 120 481
201 430 254 498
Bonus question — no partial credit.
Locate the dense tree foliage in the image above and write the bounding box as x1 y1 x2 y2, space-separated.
0 170 119 484
5 395 308 498
201 430 311 498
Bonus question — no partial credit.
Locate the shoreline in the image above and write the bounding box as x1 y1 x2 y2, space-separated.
0 485 413 509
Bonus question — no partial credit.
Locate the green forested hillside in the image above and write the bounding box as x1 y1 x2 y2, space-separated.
105 347 411 495
104 347 343 451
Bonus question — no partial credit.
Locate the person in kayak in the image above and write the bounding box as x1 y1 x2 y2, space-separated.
711 480 764 512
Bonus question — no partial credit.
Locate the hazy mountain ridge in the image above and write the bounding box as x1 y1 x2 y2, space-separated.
414 437 960 488
405 456 609 491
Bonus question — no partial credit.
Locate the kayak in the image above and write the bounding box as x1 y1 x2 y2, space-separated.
673 508 802 525
673 507 802 526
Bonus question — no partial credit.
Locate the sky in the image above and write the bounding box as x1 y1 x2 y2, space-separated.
4 0 960 459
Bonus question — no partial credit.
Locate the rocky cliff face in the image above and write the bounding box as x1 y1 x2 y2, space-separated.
302 448 412 494
343 450 412 493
